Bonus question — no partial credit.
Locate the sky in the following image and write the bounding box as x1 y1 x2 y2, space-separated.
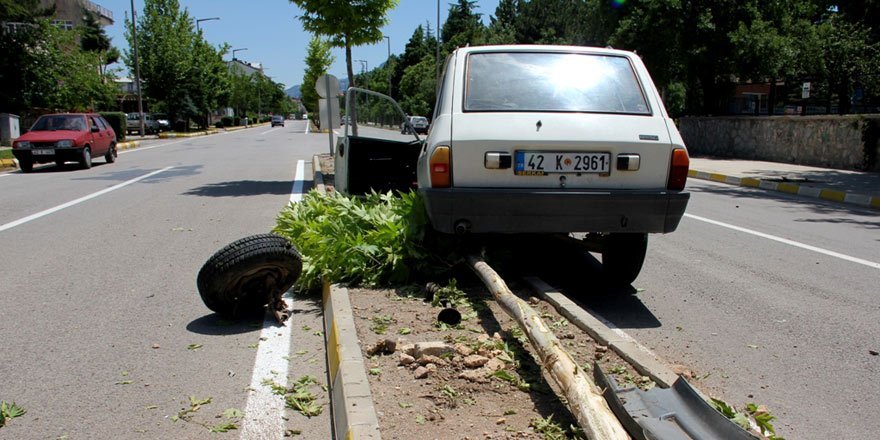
99 0 502 90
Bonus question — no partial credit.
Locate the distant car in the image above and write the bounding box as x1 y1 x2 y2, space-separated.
271 115 284 127
126 112 161 135
401 116 429 134
12 113 117 172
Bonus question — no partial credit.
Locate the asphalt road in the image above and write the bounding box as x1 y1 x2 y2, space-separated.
571 179 879 440
0 121 332 439
3 126 878 440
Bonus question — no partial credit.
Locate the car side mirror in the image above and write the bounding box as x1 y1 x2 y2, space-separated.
91 126 99 133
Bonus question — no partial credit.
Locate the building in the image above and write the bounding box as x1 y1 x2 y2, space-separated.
39 0 113 29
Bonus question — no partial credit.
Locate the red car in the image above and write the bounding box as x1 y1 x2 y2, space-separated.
11 113 118 172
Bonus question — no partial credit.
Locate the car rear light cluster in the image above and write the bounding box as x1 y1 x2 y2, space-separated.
667 148 689 191
430 146 451 188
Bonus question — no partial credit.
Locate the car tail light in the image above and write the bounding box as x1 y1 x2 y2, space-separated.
667 148 689 191
430 146 451 188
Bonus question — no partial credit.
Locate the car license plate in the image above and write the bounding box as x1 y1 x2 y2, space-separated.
515 151 611 175
32 149 54 155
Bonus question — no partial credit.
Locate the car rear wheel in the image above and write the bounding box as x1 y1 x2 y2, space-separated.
601 233 648 287
197 234 303 319
105 143 117 163
80 147 92 169
19 159 33 173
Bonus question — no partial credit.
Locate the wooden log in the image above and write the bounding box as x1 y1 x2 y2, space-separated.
467 255 630 440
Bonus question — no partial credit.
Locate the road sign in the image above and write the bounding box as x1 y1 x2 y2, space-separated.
315 74 340 99
802 82 811 99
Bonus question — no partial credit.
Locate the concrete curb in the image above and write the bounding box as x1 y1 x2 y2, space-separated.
689 169 880 210
313 154 326 193
523 277 680 389
158 128 221 139
0 158 15 169
322 281 382 440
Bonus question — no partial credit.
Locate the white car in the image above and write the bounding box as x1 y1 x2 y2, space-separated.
335 45 690 285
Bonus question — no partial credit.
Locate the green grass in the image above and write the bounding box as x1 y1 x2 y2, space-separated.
0 149 13 160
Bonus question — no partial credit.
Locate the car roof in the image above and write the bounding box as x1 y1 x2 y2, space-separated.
451 44 635 58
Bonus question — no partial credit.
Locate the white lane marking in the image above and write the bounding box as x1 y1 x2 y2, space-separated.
260 127 280 136
241 159 306 440
0 167 174 233
289 160 305 203
241 294 294 440
304 118 310 134
684 213 880 270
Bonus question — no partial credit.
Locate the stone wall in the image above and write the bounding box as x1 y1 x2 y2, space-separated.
678 115 880 171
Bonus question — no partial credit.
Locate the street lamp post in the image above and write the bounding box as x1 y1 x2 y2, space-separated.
196 17 220 128
195 16 219 32
384 36 391 96
130 0 145 136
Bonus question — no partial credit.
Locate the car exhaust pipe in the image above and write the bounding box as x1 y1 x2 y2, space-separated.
454 220 471 235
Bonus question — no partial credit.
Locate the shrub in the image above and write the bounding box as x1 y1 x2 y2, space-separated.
173 119 187 132
214 122 224 129
274 190 447 290
220 116 233 127
99 112 126 141
232 116 241 126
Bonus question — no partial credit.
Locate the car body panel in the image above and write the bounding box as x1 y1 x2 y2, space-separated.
416 45 689 234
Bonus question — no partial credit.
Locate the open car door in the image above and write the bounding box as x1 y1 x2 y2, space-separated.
334 87 423 195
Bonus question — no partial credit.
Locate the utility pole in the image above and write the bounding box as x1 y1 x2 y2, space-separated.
196 17 220 128
130 0 145 136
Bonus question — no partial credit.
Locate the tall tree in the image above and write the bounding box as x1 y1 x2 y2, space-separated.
0 0 55 113
441 0 485 52
125 0 228 128
289 0 398 89
80 10 119 75
302 36 335 113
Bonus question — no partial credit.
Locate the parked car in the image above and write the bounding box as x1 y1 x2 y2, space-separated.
152 114 171 131
271 115 285 127
126 112 161 135
401 116 429 134
12 113 117 172
334 45 690 286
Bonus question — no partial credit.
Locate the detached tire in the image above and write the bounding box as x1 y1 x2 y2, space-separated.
197 234 302 319
601 233 648 287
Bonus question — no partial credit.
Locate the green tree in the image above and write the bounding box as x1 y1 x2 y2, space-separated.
290 0 398 88
126 0 229 128
398 56 436 117
80 11 119 75
814 14 880 113
302 36 334 113
441 0 485 52
0 0 55 113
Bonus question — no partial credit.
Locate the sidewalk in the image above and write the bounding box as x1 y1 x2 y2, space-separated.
689 156 880 210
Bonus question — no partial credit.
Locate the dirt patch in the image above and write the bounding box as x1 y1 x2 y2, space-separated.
348 279 653 439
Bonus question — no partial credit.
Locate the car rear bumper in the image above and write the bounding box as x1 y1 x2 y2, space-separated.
420 187 689 234
12 147 85 163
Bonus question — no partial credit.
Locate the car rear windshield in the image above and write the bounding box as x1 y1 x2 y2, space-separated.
31 115 87 131
464 52 651 114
